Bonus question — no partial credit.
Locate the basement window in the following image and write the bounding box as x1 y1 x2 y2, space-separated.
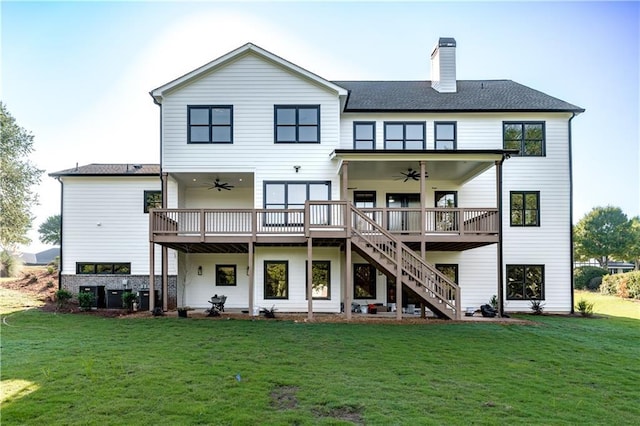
506 265 545 300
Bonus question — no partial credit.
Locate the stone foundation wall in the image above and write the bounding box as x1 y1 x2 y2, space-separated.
60 275 178 309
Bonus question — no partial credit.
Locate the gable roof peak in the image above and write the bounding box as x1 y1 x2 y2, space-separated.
150 43 347 103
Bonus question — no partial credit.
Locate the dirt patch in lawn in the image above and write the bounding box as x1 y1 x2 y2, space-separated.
270 385 299 410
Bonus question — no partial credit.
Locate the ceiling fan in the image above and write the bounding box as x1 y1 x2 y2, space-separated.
207 178 234 191
394 168 428 182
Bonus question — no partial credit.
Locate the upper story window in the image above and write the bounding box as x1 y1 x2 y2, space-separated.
274 105 320 143
353 122 375 149
188 105 233 143
264 181 330 226
384 122 425 149
435 122 456 150
503 122 545 156
510 191 540 226
144 190 162 213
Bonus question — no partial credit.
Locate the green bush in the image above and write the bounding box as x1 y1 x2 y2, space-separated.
55 289 73 310
575 299 594 317
601 271 640 300
47 257 59 274
0 250 22 278
77 291 96 310
122 291 137 311
574 266 608 290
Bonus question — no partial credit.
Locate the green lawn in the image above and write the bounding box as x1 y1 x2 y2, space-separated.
1 298 639 425
574 289 640 320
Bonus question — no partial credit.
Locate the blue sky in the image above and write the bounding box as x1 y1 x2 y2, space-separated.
2 1 638 253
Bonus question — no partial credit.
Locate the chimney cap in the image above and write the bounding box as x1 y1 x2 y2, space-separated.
438 37 456 47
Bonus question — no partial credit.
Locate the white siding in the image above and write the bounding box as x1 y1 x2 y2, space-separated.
254 247 342 313
341 112 573 312
160 53 343 208
502 114 573 312
61 177 176 276
178 253 251 309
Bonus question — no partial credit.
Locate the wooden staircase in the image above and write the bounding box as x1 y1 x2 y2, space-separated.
349 205 461 320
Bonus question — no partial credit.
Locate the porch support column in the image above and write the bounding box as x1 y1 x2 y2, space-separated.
248 242 254 317
496 158 505 317
307 237 314 321
345 239 352 320
396 245 403 321
341 161 349 201
161 172 168 311
419 161 427 319
149 242 155 312
419 160 427 257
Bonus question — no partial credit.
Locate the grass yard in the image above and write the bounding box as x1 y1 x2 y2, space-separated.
574 289 640 320
1 294 639 425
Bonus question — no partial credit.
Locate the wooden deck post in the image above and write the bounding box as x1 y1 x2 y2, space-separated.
162 246 168 311
496 159 505 317
161 172 168 311
396 244 403 321
345 239 352 320
248 241 254 317
149 242 155 312
341 161 349 201
420 161 427 319
307 237 313 321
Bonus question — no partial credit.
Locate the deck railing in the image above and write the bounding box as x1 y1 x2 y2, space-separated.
150 203 498 239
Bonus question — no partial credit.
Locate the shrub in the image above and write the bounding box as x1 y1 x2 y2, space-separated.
601 271 640 300
627 272 640 299
489 295 498 310
77 291 96 310
529 299 544 315
122 291 137 311
55 289 73 310
0 250 23 278
575 299 594 317
46 279 55 288
574 266 608 290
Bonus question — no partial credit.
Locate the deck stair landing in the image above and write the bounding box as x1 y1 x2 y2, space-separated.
349 205 461 320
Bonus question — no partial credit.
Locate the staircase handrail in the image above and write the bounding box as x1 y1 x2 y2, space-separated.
349 204 460 317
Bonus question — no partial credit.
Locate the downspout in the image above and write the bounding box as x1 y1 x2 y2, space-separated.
568 112 576 314
496 155 506 317
56 176 63 290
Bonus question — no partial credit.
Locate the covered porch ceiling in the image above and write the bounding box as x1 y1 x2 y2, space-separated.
331 149 513 185
169 172 255 190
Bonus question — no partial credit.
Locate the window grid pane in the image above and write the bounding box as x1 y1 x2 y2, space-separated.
188 106 232 143
384 122 425 150
265 261 288 299
503 122 545 156
510 191 539 227
275 106 320 143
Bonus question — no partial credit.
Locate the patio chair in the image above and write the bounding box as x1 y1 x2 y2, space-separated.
206 295 226 316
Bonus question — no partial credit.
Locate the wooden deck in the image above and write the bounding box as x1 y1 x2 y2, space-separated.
150 201 498 252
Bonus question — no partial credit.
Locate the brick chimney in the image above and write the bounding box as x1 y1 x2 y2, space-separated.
430 37 457 93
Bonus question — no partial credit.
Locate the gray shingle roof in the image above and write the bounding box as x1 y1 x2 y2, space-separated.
49 163 160 177
331 80 584 112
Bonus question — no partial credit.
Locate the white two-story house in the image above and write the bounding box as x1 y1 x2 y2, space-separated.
51 38 584 319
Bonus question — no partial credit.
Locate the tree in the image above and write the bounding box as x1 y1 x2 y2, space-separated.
38 214 61 246
629 216 640 270
574 206 633 269
0 102 43 250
